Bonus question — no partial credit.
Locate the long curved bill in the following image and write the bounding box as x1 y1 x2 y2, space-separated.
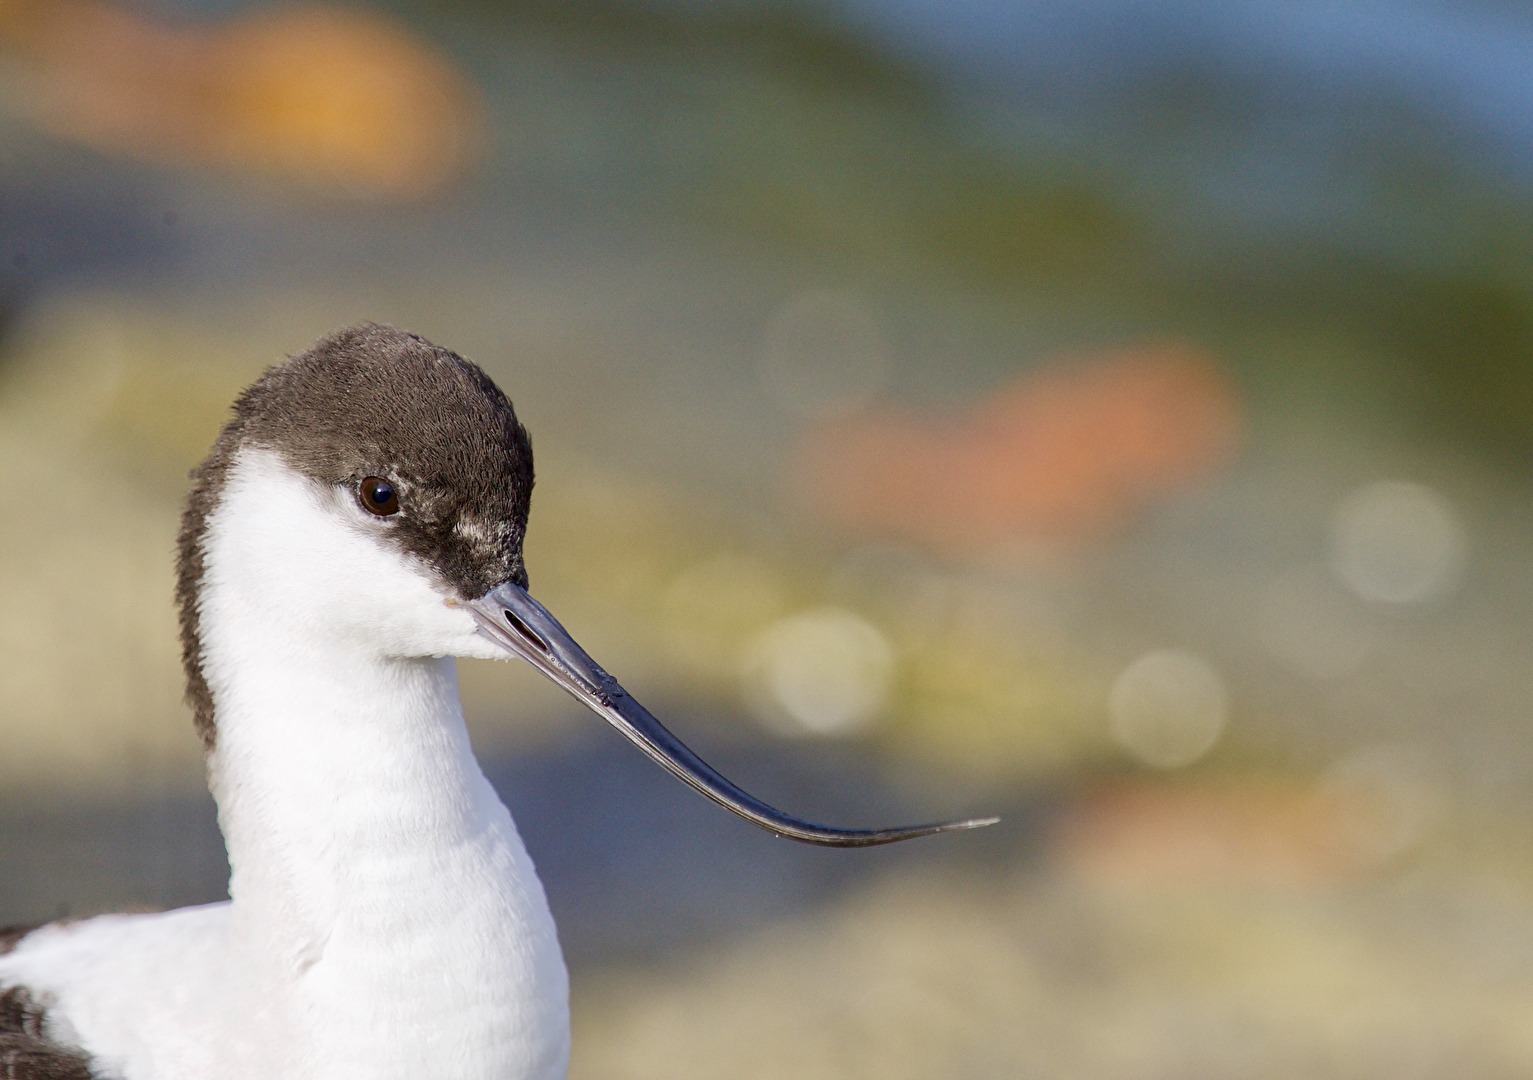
465 581 997 847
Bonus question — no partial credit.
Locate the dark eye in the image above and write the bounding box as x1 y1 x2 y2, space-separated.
359 476 400 517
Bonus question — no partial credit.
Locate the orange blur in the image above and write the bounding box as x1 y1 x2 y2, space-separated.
1054 779 1405 888
0 0 480 198
791 342 1243 557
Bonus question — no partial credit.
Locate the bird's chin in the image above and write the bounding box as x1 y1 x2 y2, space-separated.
452 633 515 662
360 598 510 661
424 597 517 661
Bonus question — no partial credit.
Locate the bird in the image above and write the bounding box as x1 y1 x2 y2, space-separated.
0 324 995 1079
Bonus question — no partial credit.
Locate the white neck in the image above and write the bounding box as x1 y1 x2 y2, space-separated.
194 450 569 1079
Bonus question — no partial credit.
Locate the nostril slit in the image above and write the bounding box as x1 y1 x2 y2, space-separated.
503 609 549 654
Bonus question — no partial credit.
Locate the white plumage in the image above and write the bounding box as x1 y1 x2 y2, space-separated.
1 450 568 1079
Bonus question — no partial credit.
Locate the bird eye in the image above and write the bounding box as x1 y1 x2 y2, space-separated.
359 476 400 517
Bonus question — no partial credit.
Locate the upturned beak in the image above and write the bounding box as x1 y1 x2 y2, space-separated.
465 581 997 847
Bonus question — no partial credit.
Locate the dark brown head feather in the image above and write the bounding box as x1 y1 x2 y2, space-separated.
175 323 535 751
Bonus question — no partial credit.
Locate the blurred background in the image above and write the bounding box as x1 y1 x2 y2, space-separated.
3 0 1533 1075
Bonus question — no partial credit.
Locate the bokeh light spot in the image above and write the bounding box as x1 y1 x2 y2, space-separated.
741 607 896 737
1108 649 1228 769
1328 481 1465 604
1319 744 1441 867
